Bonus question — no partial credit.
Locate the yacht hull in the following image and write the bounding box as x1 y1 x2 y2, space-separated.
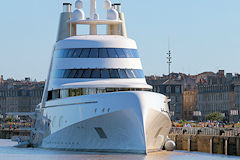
41 91 171 154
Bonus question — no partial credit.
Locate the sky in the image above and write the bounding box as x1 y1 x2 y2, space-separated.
0 0 240 81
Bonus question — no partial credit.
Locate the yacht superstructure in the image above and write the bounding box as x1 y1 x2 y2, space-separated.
36 0 172 154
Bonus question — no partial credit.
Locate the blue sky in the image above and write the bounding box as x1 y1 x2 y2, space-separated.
0 0 240 81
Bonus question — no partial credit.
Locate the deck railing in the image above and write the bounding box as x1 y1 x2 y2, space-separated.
170 127 240 137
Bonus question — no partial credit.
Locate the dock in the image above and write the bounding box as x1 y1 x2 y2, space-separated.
169 127 240 156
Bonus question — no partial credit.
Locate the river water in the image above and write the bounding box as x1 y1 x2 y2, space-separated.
0 139 239 160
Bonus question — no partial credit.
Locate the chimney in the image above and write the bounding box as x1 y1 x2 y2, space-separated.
56 3 76 42
217 70 224 77
113 3 121 12
0 75 3 82
63 3 72 12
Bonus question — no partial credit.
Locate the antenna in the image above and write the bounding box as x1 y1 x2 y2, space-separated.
167 49 172 82
168 37 170 51
166 39 172 98
166 40 173 118
167 37 172 81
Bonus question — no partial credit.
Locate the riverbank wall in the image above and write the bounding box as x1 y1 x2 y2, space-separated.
0 129 30 139
169 134 240 156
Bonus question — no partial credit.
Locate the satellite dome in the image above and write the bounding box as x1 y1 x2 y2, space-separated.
107 9 119 20
104 0 112 9
75 0 83 9
72 9 85 20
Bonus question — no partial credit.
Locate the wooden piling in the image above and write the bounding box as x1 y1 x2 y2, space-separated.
188 136 191 152
210 136 214 154
169 133 240 156
174 135 178 149
225 137 229 155
236 137 240 156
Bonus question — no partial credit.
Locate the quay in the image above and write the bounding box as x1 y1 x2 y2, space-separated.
1 126 240 156
169 127 240 156
0 128 31 140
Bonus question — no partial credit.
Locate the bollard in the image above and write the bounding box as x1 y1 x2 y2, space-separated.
210 136 214 154
236 137 240 156
188 136 191 152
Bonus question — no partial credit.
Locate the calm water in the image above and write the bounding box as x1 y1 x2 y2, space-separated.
0 139 239 160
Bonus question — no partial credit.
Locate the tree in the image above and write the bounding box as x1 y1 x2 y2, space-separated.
4 116 14 122
206 112 223 121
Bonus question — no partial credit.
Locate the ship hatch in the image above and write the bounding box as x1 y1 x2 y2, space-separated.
95 127 107 138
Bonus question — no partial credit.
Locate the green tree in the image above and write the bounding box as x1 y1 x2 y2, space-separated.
4 116 14 122
206 112 223 121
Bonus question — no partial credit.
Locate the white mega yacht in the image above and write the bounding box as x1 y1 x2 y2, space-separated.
37 0 172 154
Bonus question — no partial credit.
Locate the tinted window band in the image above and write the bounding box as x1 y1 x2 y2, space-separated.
54 48 140 58
47 88 148 101
53 69 144 79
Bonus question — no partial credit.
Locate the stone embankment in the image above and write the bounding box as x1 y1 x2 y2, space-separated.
169 127 240 156
0 129 31 139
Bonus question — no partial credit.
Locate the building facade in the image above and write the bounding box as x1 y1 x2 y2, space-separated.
0 76 44 116
147 70 240 122
197 84 235 121
183 90 198 120
146 73 196 120
232 75 240 122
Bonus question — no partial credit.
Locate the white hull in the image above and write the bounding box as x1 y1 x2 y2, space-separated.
41 91 171 153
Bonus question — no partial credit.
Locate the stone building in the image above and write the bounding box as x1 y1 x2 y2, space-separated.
197 71 235 121
161 79 183 120
183 90 198 120
232 75 240 122
0 76 44 116
146 73 196 120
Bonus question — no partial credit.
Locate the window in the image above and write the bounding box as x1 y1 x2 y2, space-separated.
75 70 83 78
47 88 149 101
123 49 134 58
60 89 68 98
53 69 144 79
68 70 77 78
119 69 128 78
67 49 75 57
80 48 90 58
82 69 92 78
63 70 71 78
73 49 82 57
115 48 126 58
89 49 98 58
99 49 108 58
175 86 180 93
108 49 118 58
101 69 110 78
125 69 135 78
54 48 140 58
91 70 101 78
110 69 119 78
166 86 171 93
52 90 60 99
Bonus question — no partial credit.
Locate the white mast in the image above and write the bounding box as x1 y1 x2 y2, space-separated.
90 0 97 19
90 0 97 35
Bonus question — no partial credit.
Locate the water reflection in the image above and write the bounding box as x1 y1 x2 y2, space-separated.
0 139 239 160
